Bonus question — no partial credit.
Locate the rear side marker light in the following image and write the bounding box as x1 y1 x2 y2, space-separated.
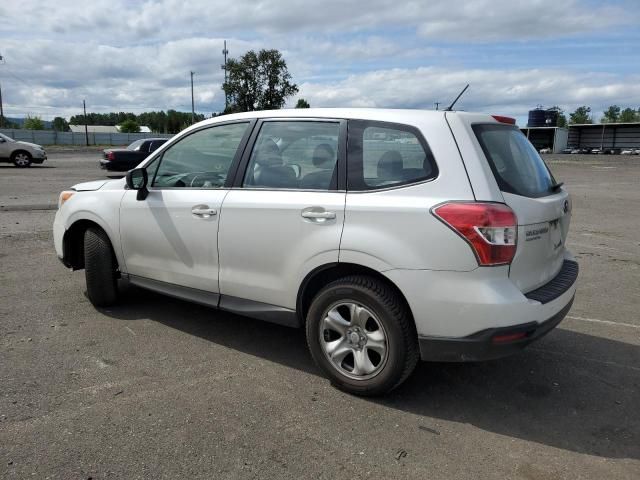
432 202 517 266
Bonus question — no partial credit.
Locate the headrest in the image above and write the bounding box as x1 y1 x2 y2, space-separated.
312 144 335 167
377 150 403 178
254 138 282 167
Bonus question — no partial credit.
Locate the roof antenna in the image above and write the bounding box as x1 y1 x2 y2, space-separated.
444 84 469 111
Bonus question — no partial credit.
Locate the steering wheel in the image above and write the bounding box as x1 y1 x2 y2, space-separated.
188 172 226 188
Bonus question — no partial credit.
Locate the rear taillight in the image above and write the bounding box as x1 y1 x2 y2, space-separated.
107 151 115 161
432 202 517 266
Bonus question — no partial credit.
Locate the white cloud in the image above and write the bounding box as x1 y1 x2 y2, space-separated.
1 0 633 42
0 1 637 121
298 67 640 120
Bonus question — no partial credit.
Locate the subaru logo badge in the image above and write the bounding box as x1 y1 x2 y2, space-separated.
563 200 569 214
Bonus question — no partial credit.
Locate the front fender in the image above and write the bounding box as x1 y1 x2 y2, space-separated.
58 189 127 271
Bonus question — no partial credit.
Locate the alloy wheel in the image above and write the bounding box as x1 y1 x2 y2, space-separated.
319 301 388 380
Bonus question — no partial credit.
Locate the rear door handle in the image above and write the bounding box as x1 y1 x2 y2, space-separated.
301 210 336 220
191 205 217 217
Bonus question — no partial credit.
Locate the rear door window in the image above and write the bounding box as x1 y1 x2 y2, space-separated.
347 120 437 190
242 121 340 190
473 124 556 198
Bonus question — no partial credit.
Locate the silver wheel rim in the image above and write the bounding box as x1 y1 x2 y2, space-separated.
319 301 388 380
15 154 30 166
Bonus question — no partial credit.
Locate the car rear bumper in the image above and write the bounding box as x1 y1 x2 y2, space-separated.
417 296 573 361
100 159 128 171
384 251 578 361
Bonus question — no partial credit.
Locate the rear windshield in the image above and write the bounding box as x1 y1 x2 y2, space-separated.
473 124 556 198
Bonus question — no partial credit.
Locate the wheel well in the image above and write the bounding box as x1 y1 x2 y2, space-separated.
63 220 117 271
297 263 414 326
11 149 32 159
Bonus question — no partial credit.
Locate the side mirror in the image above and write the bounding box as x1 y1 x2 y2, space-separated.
126 168 149 200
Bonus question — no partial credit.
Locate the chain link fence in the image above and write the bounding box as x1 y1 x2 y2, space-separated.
0 129 173 146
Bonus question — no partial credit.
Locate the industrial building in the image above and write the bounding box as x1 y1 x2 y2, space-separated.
522 106 640 153
567 123 640 151
520 126 568 153
521 106 568 152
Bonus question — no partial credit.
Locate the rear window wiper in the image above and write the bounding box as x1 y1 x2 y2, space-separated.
550 181 564 192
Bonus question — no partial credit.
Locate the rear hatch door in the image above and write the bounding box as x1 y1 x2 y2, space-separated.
472 123 571 293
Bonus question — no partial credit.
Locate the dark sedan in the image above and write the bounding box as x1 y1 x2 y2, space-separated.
101 138 169 171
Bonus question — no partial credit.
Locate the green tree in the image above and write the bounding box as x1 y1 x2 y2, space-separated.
68 110 203 134
52 116 69 132
556 113 567 128
601 105 621 123
619 107 639 123
223 49 298 113
0 116 19 129
118 119 141 133
549 106 567 127
295 98 310 108
569 106 592 124
23 115 45 130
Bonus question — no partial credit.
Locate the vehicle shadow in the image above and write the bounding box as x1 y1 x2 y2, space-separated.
0 165 56 169
101 284 639 461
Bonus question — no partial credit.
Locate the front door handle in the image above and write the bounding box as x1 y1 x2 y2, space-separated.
191 205 217 217
301 210 336 220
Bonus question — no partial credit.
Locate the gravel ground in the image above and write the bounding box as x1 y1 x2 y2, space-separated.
0 151 638 479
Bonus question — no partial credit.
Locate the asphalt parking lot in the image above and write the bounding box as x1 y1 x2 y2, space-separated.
1 149 639 479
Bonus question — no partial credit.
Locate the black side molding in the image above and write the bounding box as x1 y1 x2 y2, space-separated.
525 259 579 304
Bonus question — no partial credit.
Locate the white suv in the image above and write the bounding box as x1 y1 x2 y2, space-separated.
53 109 578 395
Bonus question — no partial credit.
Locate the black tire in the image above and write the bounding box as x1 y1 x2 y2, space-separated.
12 151 32 168
306 275 419 396
84 227 118 307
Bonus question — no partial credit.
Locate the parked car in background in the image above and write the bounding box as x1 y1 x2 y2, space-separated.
621 149 634 155
0 132 47 167
591 148 603 154
539 147 552 154
54 109 577 395
561 148 574 154
635 149 640 155
101 138 169 171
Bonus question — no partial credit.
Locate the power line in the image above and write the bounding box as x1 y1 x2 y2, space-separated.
0 52 4 127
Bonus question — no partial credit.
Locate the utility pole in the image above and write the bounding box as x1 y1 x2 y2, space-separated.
190 71 195 124
0 53 4 128
221 40 228 111
83 99 89 146
0 83 4 128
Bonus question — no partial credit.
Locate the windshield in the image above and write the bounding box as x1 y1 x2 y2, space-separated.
473 124 556 198
127 139 145 151
0 133 15 142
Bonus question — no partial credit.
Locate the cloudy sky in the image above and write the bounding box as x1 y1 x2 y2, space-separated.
1 0 639 124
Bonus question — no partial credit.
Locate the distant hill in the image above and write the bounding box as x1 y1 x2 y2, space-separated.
5 117 53 129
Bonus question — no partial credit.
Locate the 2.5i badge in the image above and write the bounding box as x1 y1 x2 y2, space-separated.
525 224 549 242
